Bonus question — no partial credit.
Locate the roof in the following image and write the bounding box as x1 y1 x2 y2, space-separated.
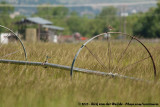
43 25 64 31
26 17 53 25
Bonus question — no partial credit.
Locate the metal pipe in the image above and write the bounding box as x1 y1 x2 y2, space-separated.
0 59 152 83
0 59 70 70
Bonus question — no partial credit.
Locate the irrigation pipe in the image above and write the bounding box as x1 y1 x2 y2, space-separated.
0 59 153 83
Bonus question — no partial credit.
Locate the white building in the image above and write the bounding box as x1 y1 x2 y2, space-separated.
0 33 11 44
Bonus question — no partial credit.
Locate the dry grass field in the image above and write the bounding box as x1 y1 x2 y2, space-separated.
0 40 160 107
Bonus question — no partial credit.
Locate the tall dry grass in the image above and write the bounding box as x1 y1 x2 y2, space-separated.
0 41 160 107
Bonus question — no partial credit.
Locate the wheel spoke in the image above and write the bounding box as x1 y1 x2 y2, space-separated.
112 37 133 72
1 50 20 59
85 45 108 70
107 34 112 72
119 56 151 72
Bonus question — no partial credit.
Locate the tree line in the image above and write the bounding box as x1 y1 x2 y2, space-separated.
0 1 160 38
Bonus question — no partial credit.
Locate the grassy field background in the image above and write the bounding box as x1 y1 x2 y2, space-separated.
0 40 160 107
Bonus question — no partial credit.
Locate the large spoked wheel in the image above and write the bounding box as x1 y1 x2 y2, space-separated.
0 25 27 61
71 32 156 81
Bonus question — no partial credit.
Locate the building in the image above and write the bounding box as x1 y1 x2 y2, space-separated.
0 33 10 44
15 17 64 43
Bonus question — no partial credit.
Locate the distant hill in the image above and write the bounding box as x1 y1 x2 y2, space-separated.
0 0 157 5
0 0 157 16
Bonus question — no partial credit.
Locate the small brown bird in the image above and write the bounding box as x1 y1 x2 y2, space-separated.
107 25 114 31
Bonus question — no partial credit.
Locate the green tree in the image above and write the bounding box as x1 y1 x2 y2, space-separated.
35 5 69 18
96 6 119 33
85 18 105 36
34 5 120 37
0 1 14 14
98 6 117 18
0 1 14 31
33 5 72 34
66 14 89 36
66 6 119 37
133 2 160 38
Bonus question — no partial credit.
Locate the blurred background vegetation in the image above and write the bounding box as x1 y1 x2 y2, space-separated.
0 1 160 38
